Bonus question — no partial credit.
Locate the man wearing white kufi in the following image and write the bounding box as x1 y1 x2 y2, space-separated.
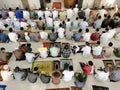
52 8 58 20
73 4 79 17
67 6 74 19
44 8 52 19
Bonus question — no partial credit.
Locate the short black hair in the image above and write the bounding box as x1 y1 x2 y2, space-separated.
9 8 12 11
39 17 42 20
16 7 19 10
86 28 89 32
108 42 113 47
34 67 38 71
78 29 82 32
83 17 86 21
20 27 24 30
1 47 5 51
86 42 89 46
67 18 70 21
52 28 54 32
9 28 13 32
98 16 101 19
88 61 93 66
4 24 8 28
69 65 73 71
25 7 28 11
97 41 100 45
14 66 20 72
96 28 99 32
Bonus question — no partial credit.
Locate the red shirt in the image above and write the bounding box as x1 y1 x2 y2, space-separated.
83 65 92 75
91 32 100 41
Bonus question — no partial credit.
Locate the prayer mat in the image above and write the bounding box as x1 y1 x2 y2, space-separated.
115 59 120 65
45 27 54 30
71 86 82 90
52 2 62 9
60 59 73 70
92 85 109 90
43 42 51 48
92 54 104 59
46 88 70 90
103 60 115 70
32 60 60 75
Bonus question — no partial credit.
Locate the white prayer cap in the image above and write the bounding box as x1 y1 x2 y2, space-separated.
3 65 9 70
46 7 48 10
24 32 28 36
75 4 78 8
53 8 56 10
14 17 17 21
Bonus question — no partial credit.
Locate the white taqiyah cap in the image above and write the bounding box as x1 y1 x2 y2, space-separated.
3 65 9 70
75 4 78 7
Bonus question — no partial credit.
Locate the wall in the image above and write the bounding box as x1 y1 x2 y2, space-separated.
0 0 40 9
2 0 23 9
28 0 40 9
82 0 94 8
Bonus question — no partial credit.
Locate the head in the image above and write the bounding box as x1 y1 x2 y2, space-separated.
39 17 42 20
64 44 69 49
52 28 54 32
25 7 28 11
78 29 82 33
96 28 99 32
86 28 89 32
86 42 89 46
67 18 70 22
9 28 13 32
16 7 19 10
28 48 32 53
76 17 78 20
102 6 105 9
14 66 20 72
20 27 24 31
107 15 111 19
97 41 100 45
98 16 101 19
1 47 5 52
69 65 73 71
9 8 12 11
34 67 38 71
42 27 45 31
4 24 8 28
88 61 93 66
83 17 86 21
108 42 113 47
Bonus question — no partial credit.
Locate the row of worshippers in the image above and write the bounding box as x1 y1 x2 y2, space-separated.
12 40 114 64
0 5 120 31
0 24 116 46
1 60 120 84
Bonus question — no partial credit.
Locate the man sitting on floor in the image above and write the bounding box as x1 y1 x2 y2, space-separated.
28 67 39 83
92 41 103 56
1 65 13 81
13 66 28 81
94 67 109 82
25 48 39 63
0 47 12 62
109 65 120 82
49 44 60 57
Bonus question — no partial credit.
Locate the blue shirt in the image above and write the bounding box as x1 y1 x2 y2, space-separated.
73 32 82 41
0 33 9 42
15 10 23 19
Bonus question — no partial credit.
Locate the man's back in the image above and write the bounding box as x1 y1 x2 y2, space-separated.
49 32 57 42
